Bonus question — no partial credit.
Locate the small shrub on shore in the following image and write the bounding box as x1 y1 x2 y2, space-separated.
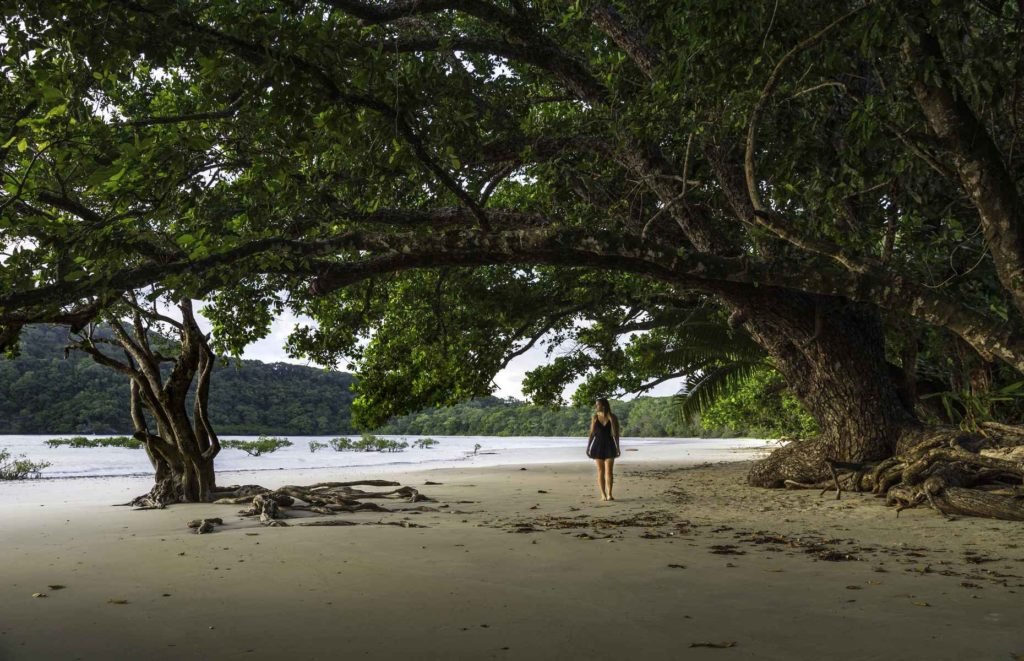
308 441 329 453
0 449 51 480
45 436 143 449
326 434 409 452
411 438 438 449
221 436 293 456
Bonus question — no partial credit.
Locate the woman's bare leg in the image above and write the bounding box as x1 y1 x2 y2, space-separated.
595 459 607 500
604 459 615 500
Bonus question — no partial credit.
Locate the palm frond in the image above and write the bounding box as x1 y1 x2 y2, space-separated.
674 360 765 424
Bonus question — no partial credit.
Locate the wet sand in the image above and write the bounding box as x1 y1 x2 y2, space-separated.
1 456 1022 660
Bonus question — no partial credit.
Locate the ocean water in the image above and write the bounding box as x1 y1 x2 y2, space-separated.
0 434 773 480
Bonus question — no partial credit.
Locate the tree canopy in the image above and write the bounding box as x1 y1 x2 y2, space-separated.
2 0 1024 428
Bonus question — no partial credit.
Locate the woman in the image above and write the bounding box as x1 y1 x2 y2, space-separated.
586 398 621 501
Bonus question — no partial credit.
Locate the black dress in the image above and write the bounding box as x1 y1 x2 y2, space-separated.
587 416 621 459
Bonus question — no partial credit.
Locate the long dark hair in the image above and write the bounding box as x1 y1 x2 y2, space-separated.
595 398 612 416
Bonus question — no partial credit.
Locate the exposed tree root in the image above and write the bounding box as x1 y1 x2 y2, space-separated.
750 425 1024 520
125 477 435 531
218 481 434 526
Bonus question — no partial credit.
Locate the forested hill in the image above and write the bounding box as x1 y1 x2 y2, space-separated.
375 396 702 437
1 326 700 437
0 325 357 435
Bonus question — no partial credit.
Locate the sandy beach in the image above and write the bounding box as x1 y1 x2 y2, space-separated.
1 450 1022 660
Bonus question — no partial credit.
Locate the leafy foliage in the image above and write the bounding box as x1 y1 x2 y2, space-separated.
0 448 51 480
45 436 142 449
923 381 1024 433
4 0 1024 439
220 436 293 457
323 434 409 452
698 369 818 439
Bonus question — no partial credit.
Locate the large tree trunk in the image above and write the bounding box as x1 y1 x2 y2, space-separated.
725 288 919 486
730 289 1024 520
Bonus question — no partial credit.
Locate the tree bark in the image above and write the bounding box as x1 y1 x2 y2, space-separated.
906 29 1024 317
75 299 221 506
730 288 920 487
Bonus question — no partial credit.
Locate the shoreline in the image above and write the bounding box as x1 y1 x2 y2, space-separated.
1 455 1021 660
0 436 773 488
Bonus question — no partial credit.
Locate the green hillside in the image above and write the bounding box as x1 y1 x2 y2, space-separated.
0 326 357 435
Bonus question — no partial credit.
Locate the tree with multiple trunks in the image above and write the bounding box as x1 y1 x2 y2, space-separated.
3 0 1024 516
64 298 228 505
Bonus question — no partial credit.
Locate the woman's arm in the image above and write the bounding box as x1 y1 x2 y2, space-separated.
588 415 597 441
612 415 621 455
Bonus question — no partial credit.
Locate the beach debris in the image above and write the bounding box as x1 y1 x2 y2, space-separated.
264 520 289 527
501 509 676 534
689 641 737 649
964 552 997 564
709 545 746 555
107 598 129 605
298 520 358 527
424 481 443 485
239 493 284 523
537 490 548 494
187 518 223 534
667 564 687 569
31 592 46 598
381 520 428 528
47 585 65 590
912 601 931 607
513 525 541 533
663 485 691 504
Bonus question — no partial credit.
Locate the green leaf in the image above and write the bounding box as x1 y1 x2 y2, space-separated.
44 104 67 119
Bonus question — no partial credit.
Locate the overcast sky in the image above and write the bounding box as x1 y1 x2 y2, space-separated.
192 306 685 401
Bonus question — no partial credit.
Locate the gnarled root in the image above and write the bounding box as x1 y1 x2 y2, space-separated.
231 481 433 525
749 425 1024 520
128 477 185 509
747 438 831 488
